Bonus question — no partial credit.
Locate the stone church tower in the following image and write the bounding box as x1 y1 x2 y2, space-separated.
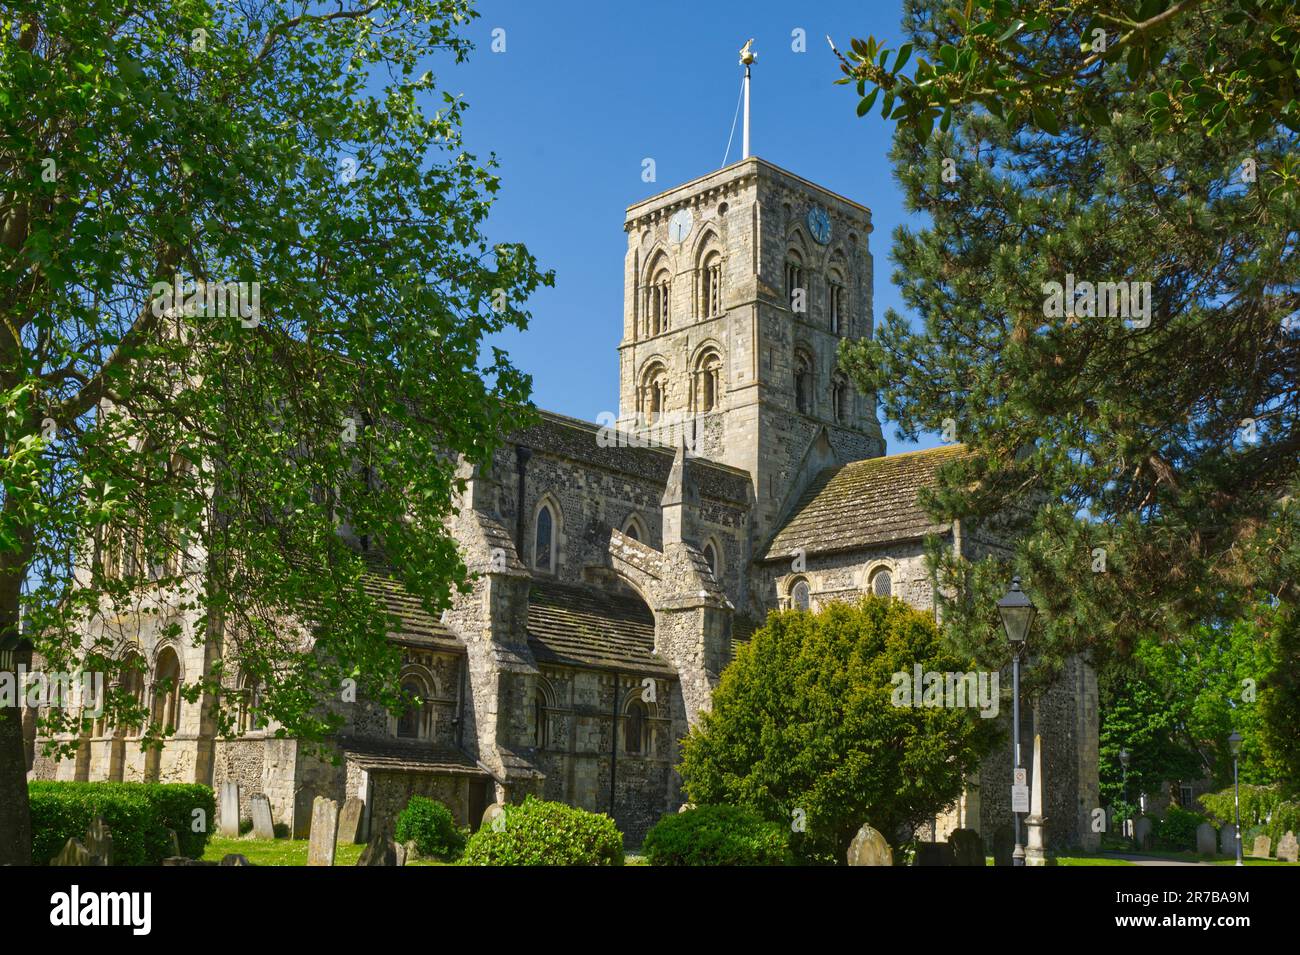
616 158 886 546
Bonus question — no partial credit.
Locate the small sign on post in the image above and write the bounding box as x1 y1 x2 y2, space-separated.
1011 785 1030 813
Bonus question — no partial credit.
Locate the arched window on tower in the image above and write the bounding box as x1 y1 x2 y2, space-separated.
693 348 722 414
829 275 847 336
533 502 557 572
794 351 813 415
639 362 668 425
645 267 671 337
831 376 850 424
785 253 806 315
700 250 723 317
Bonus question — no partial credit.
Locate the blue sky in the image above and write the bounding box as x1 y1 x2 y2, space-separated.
443 0 938 453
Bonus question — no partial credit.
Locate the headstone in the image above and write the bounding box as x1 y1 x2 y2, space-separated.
219 781 240 837
481 802 505 831
165 828 180 857
397 841 415 867
356 830 398 866
306 796 339 867
845 823 892 866
338 797 365 845
949 828 985 866
914 841 953 866
85 815 113 866
1251 835 1271 859
51 838 91 866
161 857 210 866
1277 831 1299 863
1195 822 1217 856
249 794 275 840
1134 816 1153 850
992 824 1015 867
1219 823 1238 856
219 854 253 866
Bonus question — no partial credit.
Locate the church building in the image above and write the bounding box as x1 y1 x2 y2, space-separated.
29 152 1099 855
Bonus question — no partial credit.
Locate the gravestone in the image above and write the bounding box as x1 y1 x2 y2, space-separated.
220 854 253 866
914 841 954 866
357 831 398 866
948 828 986 866
481 802 505 832
1251 835 1271 859
51 838 91 866
85 815 113 866
992 824 1015 867
338 797 365 845
165 828 180 857
1133 816 1153 850
219 781 240 837
1219 823 1238 856
249 794 275 840
399 840 416 867
845 823 892 866
1196 822 1218 856
306 796 339 867
1277 831 1299 863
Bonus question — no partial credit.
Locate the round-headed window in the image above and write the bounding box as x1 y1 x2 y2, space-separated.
790 578 811 611
870 568 893 598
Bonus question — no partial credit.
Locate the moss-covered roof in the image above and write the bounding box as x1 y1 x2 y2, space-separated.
762 445 969 561
527 579 676 677
338 737 486 776
359 559 464 652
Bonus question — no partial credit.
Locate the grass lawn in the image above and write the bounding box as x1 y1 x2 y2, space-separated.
203 836 449 866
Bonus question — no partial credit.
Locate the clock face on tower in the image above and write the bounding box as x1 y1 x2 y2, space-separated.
668 208 694 244
807 205 831 244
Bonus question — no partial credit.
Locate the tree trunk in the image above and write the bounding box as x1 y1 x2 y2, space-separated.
0 532 34 866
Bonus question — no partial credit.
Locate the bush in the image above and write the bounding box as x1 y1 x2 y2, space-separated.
642 805 790 866
1155 806 1205 852
1199 783 1300 848
679 597 998 863
29 781 215 865
460 797 623 866
394 796 466 861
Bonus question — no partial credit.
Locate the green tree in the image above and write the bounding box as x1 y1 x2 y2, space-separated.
678 597 999 864
835 0 1299 771
834 0 1300 165
0 0 551 864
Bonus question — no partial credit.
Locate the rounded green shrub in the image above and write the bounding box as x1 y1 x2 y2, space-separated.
460 797 623 866
642 805 791 866
394 796 466 861
1155 805 1204 851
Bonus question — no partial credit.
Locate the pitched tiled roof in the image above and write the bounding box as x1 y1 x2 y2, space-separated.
762 445 969 561
359 559 464 652
514 411 752 505
338 737 487 776
527 579 676 676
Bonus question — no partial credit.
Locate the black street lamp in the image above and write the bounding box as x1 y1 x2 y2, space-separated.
1229 731 1243 867
997 575 1036 868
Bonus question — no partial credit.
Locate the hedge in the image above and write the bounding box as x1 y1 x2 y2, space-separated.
642 804 791 866
460 797 623 866
29 781 216 865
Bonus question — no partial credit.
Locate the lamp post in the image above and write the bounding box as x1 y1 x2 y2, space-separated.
1229 731 1243 866
997 575 1036 868
1119 747 1130 839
